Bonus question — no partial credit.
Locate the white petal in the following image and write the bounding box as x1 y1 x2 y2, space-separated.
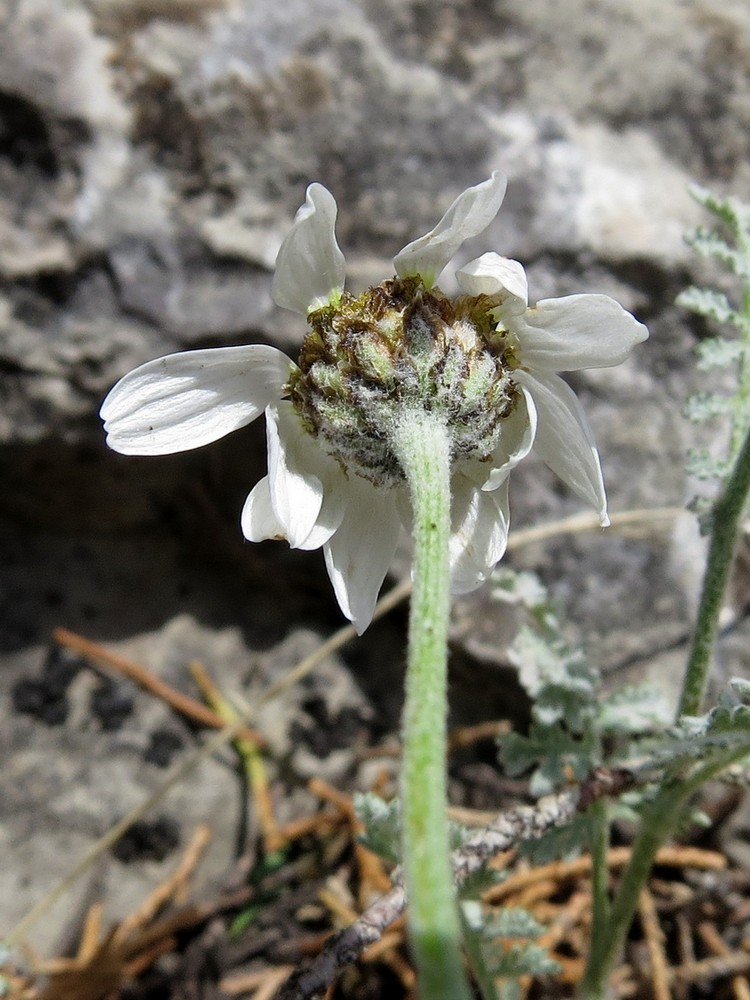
393 171 507 287
515 294 649 372
323 477 400 634
241 476 286 542
101 345 293 455
456 253 528 313
266 401 347 549
242 451 346 550
297 467 348 551
450 476 510 594
271 183 346 314
266 401 326 548
481 386 537 491
514 369 609 526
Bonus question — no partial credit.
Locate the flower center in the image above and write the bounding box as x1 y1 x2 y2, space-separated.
289 276 517 486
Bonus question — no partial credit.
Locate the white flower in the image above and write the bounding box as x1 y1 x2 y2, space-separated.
101 174 647 632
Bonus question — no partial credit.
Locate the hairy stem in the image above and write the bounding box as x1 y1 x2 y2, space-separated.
587 798 611 963
680 242 750 720
679 420 750 717
389 408 472 1000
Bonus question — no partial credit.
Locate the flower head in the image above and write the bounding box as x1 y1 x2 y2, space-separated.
101 173 647 632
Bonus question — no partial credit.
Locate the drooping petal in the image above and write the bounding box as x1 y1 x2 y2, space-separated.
450 475 510 594
481 386 537 492
241 476 285 542
101 345 293 456
266 401 347 549
393 171 507 288
271 183 346 315
242 440 346 551
456 252 528 314
514 293 649 373
323 476 401 634
514 369 609 526
296 468 348 551
266 401 326 548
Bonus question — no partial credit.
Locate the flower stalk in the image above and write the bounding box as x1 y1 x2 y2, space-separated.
679 416 750 718
389 408 472 1000
587 797 611 962
679 191 750 718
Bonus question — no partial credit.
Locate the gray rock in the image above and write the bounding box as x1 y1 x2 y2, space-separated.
3 0 750 960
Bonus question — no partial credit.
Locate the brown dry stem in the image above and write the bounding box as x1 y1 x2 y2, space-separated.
53 627 266 746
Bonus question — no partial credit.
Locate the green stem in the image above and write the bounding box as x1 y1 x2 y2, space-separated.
578 745 749 1000
389 408 472 1000
578 784 683 1000
587 798 611 961
583 417 750 997
729 283 750 459
581 200 750 999
679 420 750 718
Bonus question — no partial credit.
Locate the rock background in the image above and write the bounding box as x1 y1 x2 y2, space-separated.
3 0 750 958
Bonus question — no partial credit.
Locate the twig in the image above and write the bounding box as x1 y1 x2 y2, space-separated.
363 924 417 994
673 912 695 1000
484 844 727 904
645 845 728 871
504 506 683 551
455 788 582 882
698 921 750 1000
272 809 345 844
123 935 176 978
276 883 407 1000
514 879 559 911
121 823 212 931
53 627 266 746
78 902 104 965
447 720 511 751
189 661 281 853
308 778 393 901
317 882 414 991
638 888 671 1000
670 951 750 988
518 891 591 1000
307 777 355 816
220 965 296 998
276 787 581 1000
